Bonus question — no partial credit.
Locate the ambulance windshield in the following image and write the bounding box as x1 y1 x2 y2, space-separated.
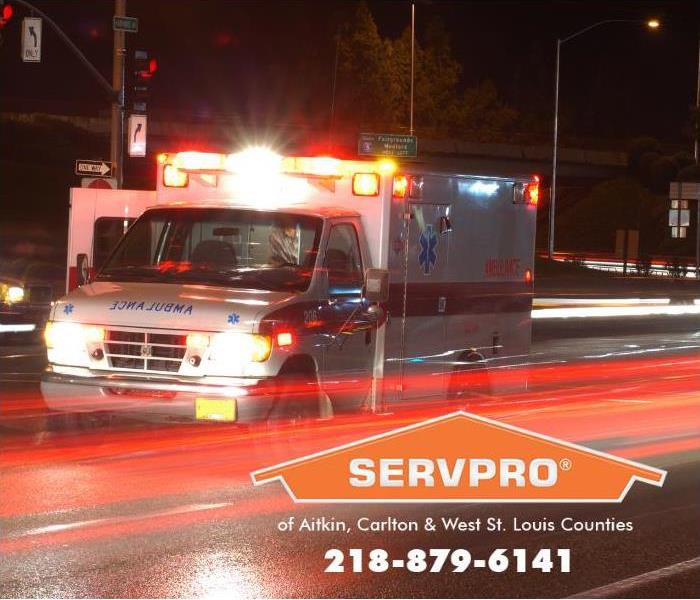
97 207 322 292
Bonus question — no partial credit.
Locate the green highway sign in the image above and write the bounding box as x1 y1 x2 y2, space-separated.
113 16 138 33
358 133 417 158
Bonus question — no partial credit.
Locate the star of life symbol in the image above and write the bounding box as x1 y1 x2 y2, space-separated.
418 224 438 275
227 313 240 325
63 304 74 315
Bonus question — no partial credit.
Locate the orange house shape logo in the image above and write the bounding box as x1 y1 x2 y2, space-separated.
251 411 666 503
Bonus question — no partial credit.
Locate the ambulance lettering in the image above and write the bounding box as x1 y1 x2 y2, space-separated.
109 300 193 315
484 257 520 278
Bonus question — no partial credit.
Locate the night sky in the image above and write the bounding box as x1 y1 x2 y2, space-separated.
1 0 699 147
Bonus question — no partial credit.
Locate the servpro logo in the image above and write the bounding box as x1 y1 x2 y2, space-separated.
347 457 559 489
251 412 665 503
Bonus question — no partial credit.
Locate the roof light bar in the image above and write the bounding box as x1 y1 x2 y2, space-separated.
168 147 399 180
173 151 226 172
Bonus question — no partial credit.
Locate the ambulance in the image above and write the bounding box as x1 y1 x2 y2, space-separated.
41 148 538 422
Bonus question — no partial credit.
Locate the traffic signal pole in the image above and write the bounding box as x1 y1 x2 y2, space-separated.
111 0 126 188
10 0 126 185
8 0 116 99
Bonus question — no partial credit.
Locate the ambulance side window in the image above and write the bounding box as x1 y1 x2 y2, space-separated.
324 224 363 294
93 217 135 271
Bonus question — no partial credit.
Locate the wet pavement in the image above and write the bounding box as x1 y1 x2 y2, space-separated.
1 319 699 598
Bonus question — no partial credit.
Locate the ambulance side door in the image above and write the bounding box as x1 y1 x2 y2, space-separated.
399 202 451 400
319 220 374 412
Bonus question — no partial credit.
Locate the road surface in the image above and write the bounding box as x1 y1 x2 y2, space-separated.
1 318 698 598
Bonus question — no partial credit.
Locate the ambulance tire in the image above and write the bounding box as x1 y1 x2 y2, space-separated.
268 356 330 422
447 352 491 405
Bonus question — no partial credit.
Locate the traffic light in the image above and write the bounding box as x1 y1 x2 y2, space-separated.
130 50 157 114
0 3 13 28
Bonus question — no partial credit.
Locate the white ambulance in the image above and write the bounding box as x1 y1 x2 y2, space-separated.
41 148 539 422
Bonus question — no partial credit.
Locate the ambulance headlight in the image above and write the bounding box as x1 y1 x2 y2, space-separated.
209 332 272 363
45 322 104 365
5 286 25 304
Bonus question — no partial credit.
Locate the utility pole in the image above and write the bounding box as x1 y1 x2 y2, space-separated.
549 38 561 259
111 0 126 188
695 28 700 276
409 1 415 136
695 28 700 164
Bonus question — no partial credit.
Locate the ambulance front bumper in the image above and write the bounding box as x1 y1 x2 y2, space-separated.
40 368 277 423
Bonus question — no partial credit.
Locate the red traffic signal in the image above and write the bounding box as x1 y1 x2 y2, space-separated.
134 51 157 79
0 3 13 27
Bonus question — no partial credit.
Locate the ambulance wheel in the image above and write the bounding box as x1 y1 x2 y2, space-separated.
447 351 491 405
268 356 331 422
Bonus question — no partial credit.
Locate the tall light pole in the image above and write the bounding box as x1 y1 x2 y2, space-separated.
695 28 700 164
409 1 415 136
695 27 700 276
549 18 660 259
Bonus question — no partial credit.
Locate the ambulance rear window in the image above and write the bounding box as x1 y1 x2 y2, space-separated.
97 208 323 292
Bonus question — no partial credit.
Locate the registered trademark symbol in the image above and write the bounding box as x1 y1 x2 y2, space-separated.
560 458 572 471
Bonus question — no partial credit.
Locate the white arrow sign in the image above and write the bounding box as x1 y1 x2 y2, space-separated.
128 114 147 157
21 17 42 63
75 160 114 177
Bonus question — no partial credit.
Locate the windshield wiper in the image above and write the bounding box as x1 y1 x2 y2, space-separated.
97 266 166 282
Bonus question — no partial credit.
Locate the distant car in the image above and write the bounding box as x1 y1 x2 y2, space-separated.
0 260 64 343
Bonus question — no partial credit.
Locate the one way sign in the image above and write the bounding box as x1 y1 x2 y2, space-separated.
75 160 114 178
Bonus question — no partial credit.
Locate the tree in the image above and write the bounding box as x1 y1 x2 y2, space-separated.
335 2 398 128
557 178 662 252
335 2 516 140
457 80 518 142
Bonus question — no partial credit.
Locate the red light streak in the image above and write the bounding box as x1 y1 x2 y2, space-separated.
0 352 697 531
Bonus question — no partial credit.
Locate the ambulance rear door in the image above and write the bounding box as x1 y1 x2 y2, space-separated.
66 188 155 292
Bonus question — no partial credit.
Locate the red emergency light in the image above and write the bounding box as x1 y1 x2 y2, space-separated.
393 175 409 198
524 175 540 206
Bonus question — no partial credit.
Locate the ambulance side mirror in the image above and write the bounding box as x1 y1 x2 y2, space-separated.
363 268 389 304
76 253 90 286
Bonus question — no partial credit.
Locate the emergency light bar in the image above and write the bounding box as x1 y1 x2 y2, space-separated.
161 149 396 177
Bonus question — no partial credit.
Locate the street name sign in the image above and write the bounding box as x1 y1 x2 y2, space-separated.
113 16 138 33
75 160 114 178
21 17 42 63
358 133 417 158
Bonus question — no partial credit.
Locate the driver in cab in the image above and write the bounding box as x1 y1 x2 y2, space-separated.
268 220 299 267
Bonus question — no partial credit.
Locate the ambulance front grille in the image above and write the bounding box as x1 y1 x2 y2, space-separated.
104 330 187 373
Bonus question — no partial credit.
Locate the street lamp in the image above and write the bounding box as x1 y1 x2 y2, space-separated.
548 18 661 259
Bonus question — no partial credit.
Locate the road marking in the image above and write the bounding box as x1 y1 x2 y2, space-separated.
569 555 700 598
0 324 36 333
606 398 652 404
12 502 233 539
533 304 700 319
